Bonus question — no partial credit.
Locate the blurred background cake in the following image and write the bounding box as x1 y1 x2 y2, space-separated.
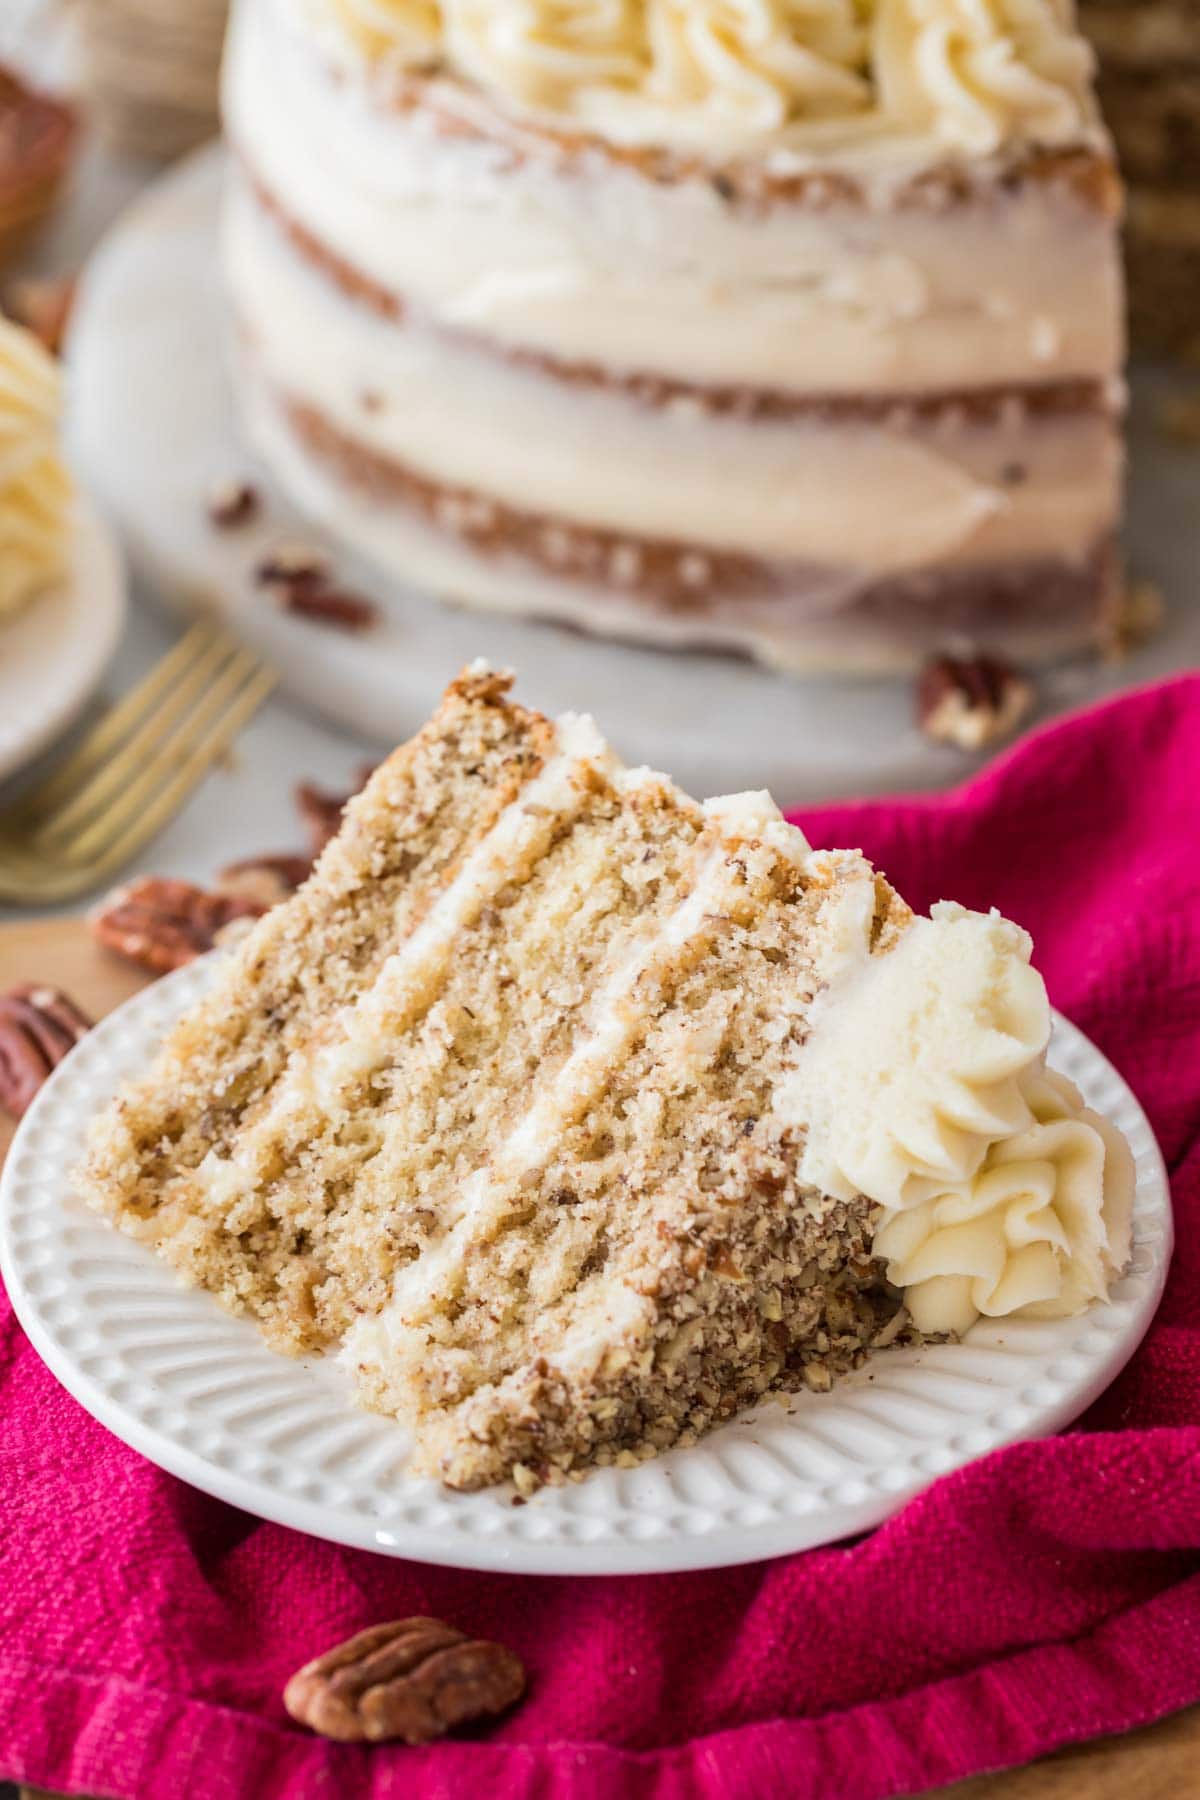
222 0 1126 675
1080 0 1200 361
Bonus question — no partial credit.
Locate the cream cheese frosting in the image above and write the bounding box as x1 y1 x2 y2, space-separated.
779 898 1133 1334
300 0 1098 153
0 315 72 621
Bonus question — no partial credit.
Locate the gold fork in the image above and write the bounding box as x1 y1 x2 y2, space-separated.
0 620 276 905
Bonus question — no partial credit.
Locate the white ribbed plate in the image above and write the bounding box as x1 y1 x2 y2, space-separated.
0 956 1172 1575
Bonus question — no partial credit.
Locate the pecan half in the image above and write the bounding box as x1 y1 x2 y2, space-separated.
283 1617 526 1745
916 654 1034 751
0 984 92 1119
89 877 265 975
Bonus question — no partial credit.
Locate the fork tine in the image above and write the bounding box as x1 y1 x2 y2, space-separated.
59 650 271 865
73 666 277 881
31 632 247 847
19 619 222 820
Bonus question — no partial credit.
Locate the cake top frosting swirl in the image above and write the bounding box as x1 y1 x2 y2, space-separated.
0 314 72 621
305 0 1099 155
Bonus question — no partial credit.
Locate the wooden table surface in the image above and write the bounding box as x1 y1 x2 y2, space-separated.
3 919 1196 1800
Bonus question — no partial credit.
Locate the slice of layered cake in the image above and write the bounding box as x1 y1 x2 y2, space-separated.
80 668 1134 1489
222 0 1125 673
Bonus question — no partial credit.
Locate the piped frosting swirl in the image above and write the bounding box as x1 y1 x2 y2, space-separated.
0 314 72 621
778 899 1133 1335
303 0 1098 154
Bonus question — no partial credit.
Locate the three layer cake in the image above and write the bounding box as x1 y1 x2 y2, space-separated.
80 667 1134 1490
222 0 1126 673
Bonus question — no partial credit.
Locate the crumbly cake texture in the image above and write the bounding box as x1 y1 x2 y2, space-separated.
80 667 913 1489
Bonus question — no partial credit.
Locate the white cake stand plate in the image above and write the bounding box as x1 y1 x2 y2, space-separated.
66 145 1200 802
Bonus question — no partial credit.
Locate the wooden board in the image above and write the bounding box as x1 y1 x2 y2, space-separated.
2 920 1196 1800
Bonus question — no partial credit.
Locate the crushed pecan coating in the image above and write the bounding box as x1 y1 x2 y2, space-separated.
283 1617 526 1745
0 984 92 1118
89 876 265 975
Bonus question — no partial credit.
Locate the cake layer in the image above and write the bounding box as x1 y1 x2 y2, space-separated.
81 673 561 1343
228 177 1120 575
244 373 1119 673
226 0 1123 399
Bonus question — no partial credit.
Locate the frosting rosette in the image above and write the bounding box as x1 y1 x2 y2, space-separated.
781 900 1134 1335
611 0 870 139
872 0 1097 154
0 314 72 621
444 0 645 115
873 1066 1136 1333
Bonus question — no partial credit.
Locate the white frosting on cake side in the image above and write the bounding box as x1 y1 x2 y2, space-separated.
777 898 1134 1333
296 0 1098 156
0 315 72 620
224 175 1121 573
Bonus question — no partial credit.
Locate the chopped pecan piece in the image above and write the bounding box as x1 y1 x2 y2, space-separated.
255 542 329 587
216 852 312 909
916 654 1034 751
255 541 378 630
278 582 379 632
0 984 92 1119
208 479 260 530
89 876 265 975
284 1617 526 1745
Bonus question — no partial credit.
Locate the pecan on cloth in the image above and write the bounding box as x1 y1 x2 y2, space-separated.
284 1617 526 1745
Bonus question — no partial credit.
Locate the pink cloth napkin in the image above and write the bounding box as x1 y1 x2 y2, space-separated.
3 673 1199 1800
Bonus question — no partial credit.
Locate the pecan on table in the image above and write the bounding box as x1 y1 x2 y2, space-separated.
0 984 92 1119
283 1616 526 1745
89 876 265 976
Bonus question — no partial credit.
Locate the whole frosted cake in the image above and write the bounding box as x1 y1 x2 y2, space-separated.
80 667 1134 1491
222 0 1126 673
